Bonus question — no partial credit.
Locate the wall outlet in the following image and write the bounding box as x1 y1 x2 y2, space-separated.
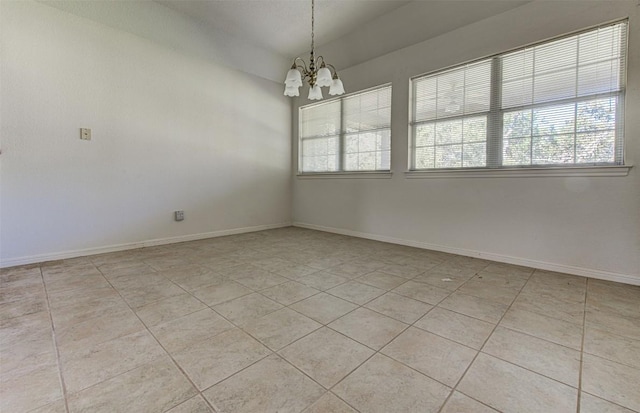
80 128 91 140
174 210 184 221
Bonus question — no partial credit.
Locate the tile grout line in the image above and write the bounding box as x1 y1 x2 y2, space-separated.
392 261 496 396
309 264 446 412
32 246 490 405
299 258 497 412
39 266 72 413
132 266 301 412
453 274 592 391
418 260 505 412
37 250 457 413
507 291 589 327
576 277 590 413
435 266 536 413
176 270 336 410
199 266 376 409
581 392 640 413
30 234 605 413
478 320 582 352
195 257 458 412
149 265 322 411
96 268 222 413
450 272 601 404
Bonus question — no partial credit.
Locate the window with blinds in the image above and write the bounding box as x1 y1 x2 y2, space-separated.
410 21 627 170
412 60 492 169
299 85 392 173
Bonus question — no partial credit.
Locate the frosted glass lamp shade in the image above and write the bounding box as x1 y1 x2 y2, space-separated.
316 67 332 87
308 85 323 100
284 85 300 97
285 69 302 87
329 78 345 95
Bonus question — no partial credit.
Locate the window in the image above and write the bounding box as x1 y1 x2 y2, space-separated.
410 21 627 170
299 85 392 173
412 61 491 169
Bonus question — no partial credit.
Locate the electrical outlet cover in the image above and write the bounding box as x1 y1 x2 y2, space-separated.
80 128 91 140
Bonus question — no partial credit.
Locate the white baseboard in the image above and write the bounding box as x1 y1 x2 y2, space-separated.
293 222 640 286
0 222 292 269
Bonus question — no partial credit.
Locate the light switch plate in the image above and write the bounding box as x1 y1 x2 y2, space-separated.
80 128 91 140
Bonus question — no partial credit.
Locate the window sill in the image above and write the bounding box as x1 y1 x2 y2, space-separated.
297 171 393 179
405 165 632 179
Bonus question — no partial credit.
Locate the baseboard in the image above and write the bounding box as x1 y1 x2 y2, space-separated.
0 222 292 269
293 222 640 286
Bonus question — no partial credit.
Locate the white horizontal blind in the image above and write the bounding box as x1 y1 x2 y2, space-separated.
299 100 341 172
299 85 392 173
501 22 627 166
343 86 392 171
409 21 627 171
411 60 492 169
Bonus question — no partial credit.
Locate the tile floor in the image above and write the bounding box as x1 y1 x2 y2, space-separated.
1 227 639 413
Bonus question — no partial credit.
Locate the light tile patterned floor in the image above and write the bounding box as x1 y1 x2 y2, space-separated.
1 227 639 413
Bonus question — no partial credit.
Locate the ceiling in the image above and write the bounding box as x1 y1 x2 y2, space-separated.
157 0 412 58
157 0 529 65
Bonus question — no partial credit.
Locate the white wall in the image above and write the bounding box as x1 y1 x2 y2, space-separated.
292 0 640 284
0 1 292 266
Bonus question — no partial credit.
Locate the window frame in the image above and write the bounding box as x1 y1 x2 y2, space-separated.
410 58 494 170
297 83 393 176
407 19 631 177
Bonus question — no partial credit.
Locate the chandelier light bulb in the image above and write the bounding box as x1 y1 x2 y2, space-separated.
284 68 302 87
316 66 332 87
329 78 345 96
284 85 300 97
308 84 323 100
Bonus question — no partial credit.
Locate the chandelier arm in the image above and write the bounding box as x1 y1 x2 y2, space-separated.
324 62 338 74
293 57 309 73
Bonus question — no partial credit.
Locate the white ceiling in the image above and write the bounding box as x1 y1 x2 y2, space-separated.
157 0 529 65
157 0 412 58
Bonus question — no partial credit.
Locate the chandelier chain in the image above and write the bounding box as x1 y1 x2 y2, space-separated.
283 0 344 99
311 0 315 53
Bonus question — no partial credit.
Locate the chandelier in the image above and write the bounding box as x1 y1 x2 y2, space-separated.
283 0 345 100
